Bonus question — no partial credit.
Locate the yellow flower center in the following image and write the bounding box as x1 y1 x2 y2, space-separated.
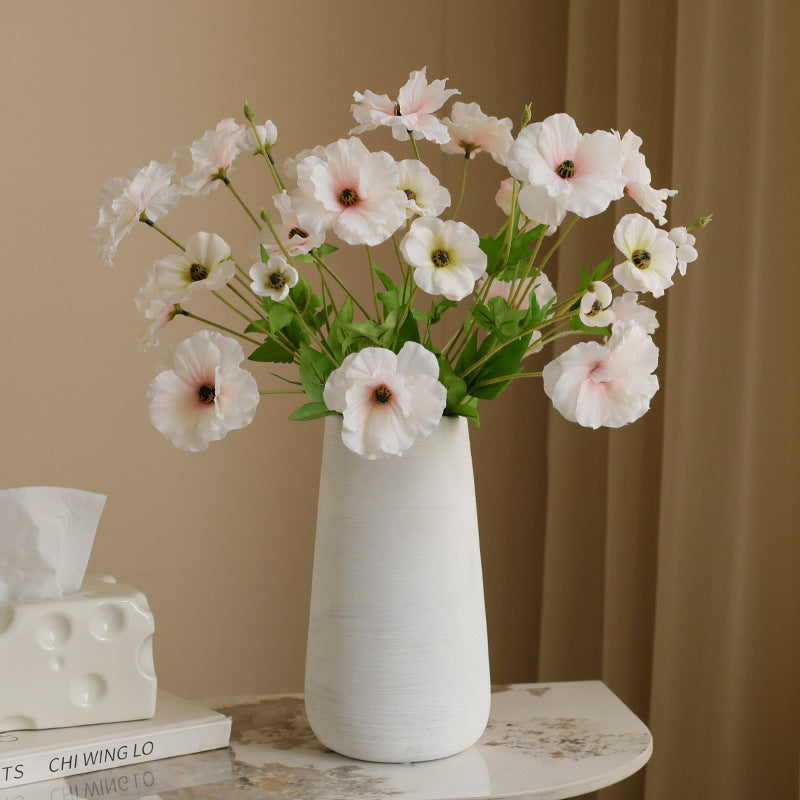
269 272 286 289
556 159 576 179
339 188 359 207
374 385 392 404
631 249 652 270
190 263 209 282
431 249 451 268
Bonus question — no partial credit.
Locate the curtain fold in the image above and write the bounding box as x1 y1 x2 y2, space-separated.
538 1 800 798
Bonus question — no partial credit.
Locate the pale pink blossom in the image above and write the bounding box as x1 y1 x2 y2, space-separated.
400 217 487 301
351 67 459 145
668 226 698 276
242 119 278 154
609 292 659 334
155 231 235 304
494 178 560 233
93 161 179 266
509 113 626 220
249 255 298 302
256 192 325 258
613 213 677 298
543 320 659 429
579 281 614 327
173 118 246 196
135 266 179 352
292 138 406 246
397 159 450 218
441 102 514 164
323 342 447 459
618 130 676 225
147 330 260 451
281 144 327 184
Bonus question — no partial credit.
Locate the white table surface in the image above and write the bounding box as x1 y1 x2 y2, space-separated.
9 682 652 800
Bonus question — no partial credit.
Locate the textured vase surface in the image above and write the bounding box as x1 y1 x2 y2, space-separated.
305 415 490 763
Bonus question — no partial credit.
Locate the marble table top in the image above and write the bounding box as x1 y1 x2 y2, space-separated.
8 682 652 800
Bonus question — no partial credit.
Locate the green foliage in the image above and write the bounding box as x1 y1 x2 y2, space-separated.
298 344 335 403
289 402 337 421
248 338 295 364
468 336 529 399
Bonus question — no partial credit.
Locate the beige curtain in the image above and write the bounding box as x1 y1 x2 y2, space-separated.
539 1 800 798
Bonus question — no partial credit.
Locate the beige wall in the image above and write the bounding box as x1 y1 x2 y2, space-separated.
0 1 567 697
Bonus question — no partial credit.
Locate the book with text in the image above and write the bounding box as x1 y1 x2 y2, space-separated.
0 691 231 789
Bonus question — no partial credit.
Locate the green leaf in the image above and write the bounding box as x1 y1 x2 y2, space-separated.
448 396 480 426
289 402 337 421
469 337 529 399
592 255 613 282
394 309 421 348
314 242 339 257
248 339 295 364
338 296 354 324
245 319 270 335
455 328 479 374
298 344 334 402
373 267 396 292
428 297 457 324
437 354 468 410
269 302 295 334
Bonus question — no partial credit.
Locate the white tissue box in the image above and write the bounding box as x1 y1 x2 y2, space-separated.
0 575 156 732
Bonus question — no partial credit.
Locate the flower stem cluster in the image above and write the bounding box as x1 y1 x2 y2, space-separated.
96 67 709 457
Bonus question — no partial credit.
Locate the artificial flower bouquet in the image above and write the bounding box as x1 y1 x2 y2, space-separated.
95 68 708 459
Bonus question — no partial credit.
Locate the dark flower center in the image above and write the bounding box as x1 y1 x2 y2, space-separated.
404 188 417 200
288 226 309 239
339 187 359 207
591 300 603 314
556 159 576 179
631 249 652 270
374 385 392 404
189 263 209 282
198 383 216 404
394 102 402 116
269 272 286 289
431 249 451 268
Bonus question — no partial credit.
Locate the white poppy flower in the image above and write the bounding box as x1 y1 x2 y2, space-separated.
242 119 278 154
93 161 179 266
579 281 615 327
609 292 659 334
509 113 626 219
543 320 659 429
668 226 698 276
292 138 407 246
351 67 459 145
613 213 677 298
400 217 487 301
323 342 447 459
135 266 179 352
173 118 246 196
397 159 450 218
494 177 559 233
618 130 677 225
155 231 235 304
147 330 260 452
249 255 298 301
441 102 514 164
281 144 328 184
256 192 325 258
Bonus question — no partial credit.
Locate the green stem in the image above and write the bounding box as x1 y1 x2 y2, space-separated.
141 216 185 251
471 370 542 390
286 296 337 365
408 131 422 161
365 245 381 322
244 116 286 192
211 290 253 324
312 253 370 318
222 176 261 229
228 281 268 320
391 233 408 282
450 155 470 220
178 310 259 345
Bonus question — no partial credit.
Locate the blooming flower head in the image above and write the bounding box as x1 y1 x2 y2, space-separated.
154 231 235 304
397 159 451 218
441 102 514 164
618 130 677 225
249 255 298 301
135 265 179 352
400 217 487 301
579 281 614 327
509 113 626 219
613 213 677 297
292 138 407 246
543 320 659 429
609 292 659 334
242 119 278 155
668 226 698 276
173 118 246 196
256 192 325 258
147 330 260 451
323 342 447 459
351 67 459 145
93 161 179 266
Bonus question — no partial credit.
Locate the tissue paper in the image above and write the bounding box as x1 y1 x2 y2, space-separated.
0 487 106 602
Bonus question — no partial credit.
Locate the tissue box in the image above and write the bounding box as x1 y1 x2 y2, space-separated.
0 575 156 732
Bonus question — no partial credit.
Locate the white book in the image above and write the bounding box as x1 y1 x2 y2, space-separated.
0 691 231 790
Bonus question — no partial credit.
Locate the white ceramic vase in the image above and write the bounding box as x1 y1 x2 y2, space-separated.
305 415 491 763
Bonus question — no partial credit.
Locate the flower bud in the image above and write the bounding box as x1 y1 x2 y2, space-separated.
520 104 532 130
243 102 255 122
